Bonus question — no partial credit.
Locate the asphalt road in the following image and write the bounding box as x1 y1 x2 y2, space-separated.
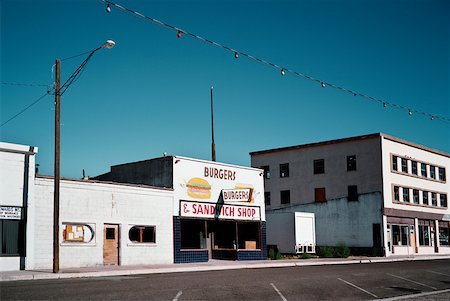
1 259 450 300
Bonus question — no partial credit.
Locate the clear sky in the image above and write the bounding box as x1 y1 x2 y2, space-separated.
1 0 449 179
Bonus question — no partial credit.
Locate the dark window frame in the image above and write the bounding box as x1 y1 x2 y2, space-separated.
129 225 156 243
348 185 358 202
264 191 271 206
313 159 325 174
280 190 291 205
347 155 356 171
279 163 289 178
261 165 270 179
315 187 326 203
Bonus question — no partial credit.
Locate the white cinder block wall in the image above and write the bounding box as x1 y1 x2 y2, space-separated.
31 178 174 269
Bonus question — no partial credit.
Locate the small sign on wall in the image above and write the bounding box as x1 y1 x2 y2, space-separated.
0 206 22 220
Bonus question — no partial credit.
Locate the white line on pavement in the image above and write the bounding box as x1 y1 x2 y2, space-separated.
387 273 437 290
270 283 288 301
173 290 183 301
373 288 450 301
337 278 379 299
427 270 450 277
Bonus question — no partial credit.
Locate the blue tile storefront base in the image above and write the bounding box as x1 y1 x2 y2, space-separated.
174 218 267 263
173 217 208 263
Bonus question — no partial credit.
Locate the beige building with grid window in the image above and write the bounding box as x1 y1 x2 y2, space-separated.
250 133 450 256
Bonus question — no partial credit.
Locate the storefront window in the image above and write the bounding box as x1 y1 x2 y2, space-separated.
439 227 449 246
0 220 24 255
419 225 430 246
213 220 236 249
237 222 260 250
129 226 155 243
180 219 206 249
62 224 94 243
392 225 408 246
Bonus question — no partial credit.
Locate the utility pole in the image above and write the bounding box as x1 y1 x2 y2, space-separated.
53 59 60 273
211 86 216 161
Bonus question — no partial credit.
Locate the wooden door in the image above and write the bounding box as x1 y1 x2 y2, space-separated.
103 224 119 265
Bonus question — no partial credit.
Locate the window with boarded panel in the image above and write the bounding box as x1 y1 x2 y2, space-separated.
315 187 326 202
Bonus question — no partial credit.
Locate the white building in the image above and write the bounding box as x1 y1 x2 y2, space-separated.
1 142 266 271
0 142 37 271
250 133 449 256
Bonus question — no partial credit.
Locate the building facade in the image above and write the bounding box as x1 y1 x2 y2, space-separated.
250 133 449 256
0 142 38 271
95 156 267 262
1 142 266 272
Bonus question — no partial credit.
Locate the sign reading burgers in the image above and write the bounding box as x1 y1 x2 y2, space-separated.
187 177 211 199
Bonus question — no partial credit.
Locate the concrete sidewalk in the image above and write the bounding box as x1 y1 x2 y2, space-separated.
2 254 450 282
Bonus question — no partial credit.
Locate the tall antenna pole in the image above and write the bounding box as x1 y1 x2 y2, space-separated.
211 86 216 161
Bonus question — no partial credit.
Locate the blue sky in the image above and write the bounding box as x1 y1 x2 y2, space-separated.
1 0 449 178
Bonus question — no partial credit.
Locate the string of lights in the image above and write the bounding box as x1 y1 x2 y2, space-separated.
101 0 449 124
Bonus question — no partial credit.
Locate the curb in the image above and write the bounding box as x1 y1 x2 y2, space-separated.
2 255 450 282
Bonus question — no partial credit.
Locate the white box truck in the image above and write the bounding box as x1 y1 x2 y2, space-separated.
266 212 316 254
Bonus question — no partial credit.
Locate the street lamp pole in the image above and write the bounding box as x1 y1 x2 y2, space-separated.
53 40 115 273
53 59 61 273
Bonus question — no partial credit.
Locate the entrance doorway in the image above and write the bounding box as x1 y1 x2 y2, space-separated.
103 224 119 265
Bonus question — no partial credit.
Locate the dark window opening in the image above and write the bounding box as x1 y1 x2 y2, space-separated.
401 158 408 173
392 155 398 171
280 190 290 205
392 225 409 246
373 224 382 247
413 189 420 204
422 191 429 205
314 159 325 174
440 194 448 208
315 187 326 203
411 161 418 175
438 167 446 181
261 166 270 179
348 185 358 202
129 226 155 243
430 165 436 179
439 226 450 246
237 222 260 250
402 188 410 203
105 227 115 240
394 186 400 202
431 192 437 206
279 163 289 178
0 220 24 256
212 221 236 249
421 163 427 177
347 155 356 171
264 192 271 206
180 219 206 249
419 225 430 246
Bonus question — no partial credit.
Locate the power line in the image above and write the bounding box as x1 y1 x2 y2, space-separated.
0 92 51 128
101 0 449 124
1 82 52 88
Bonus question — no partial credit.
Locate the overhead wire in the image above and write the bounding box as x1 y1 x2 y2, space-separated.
0 92 52 128
100 0 449 124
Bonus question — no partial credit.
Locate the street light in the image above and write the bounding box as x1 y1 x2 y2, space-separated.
53 40 115 273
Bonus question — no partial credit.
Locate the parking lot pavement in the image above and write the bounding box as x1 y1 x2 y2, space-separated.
2 259 450 300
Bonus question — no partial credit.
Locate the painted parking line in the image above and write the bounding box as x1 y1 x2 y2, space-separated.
387 273 437 290
427 270 450 277
374 288 450 301
270 283 288 301
172 290 182 301
337 278 379 299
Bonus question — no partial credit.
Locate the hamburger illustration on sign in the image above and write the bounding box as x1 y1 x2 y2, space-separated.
187 178 211 199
